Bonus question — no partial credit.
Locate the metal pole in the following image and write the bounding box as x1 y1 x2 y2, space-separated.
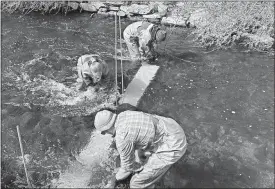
119 15 124 94
16 125 33 188
115 12 118 106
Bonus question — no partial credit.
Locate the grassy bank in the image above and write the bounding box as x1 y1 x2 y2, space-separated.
1 1 71 14
173 1 274 53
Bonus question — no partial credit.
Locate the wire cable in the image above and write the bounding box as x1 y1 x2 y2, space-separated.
119 15 124 94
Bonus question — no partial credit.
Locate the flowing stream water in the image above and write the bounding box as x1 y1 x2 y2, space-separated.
1 12 274 188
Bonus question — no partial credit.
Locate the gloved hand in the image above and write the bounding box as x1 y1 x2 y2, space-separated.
115 168 132 181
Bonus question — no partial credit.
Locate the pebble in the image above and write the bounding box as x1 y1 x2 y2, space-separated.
215 86 217 88
264 108 268 111
262 90 265 92
249 125 252 128
190 79 193 82
231 111 236 114
225 118 228 120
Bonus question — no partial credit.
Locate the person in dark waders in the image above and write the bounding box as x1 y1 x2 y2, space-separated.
94 109 187 188
76 54 109 91
123 21 167 63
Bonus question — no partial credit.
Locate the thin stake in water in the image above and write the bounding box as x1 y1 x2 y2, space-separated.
16 125 33 188
114 12 118 106
119 15 124 94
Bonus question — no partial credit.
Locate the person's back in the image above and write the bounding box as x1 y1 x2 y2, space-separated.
115 111 155 153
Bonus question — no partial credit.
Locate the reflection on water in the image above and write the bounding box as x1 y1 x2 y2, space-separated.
1 12 274 188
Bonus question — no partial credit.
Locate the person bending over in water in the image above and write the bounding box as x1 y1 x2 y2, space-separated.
76 54 109 91
123 21 167 63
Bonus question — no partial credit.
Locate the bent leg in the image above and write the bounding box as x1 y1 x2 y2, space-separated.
130 153 171 188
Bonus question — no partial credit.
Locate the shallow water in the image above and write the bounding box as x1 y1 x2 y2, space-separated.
1 12 274 188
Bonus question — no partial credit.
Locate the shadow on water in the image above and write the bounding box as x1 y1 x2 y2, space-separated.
1 12 274 188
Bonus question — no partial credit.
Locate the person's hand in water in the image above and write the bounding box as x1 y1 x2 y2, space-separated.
104 175 117 189
76 81 87 91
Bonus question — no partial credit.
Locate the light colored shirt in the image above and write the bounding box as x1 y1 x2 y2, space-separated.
124 21 156 58
114 111 155 171
77 54 109 85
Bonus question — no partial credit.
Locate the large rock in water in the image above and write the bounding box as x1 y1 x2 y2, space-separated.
120 4 154 15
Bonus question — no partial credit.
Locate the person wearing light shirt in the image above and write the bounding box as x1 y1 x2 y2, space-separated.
94 108 187 188
76 54 109 91
123 21 167 63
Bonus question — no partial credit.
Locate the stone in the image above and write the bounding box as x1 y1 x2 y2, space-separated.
161 16 187 27
98 7 108 13
187 8 210 28
120 4 154 15
157 3 168 16
128 15 144 22
89 2 106 9
149 2 168 16
108 6 120 11
80 3 97 13
97 11 117 17
67 2 79 10
104 1 124 6
143 13 162 19
117 10 126 17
